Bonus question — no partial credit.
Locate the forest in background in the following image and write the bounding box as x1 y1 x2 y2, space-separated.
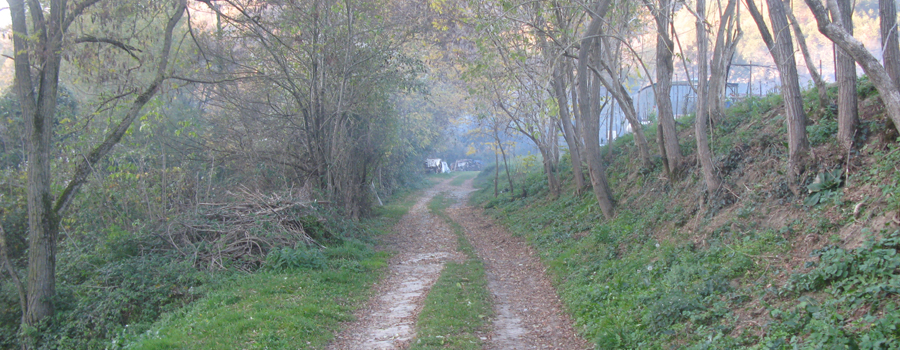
0 0 898 348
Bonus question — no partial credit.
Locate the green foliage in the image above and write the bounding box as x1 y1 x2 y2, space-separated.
265 246 328 270
869 145 900 213
857 75 878 99
754 232 900 348
806 116 839 147
804 169 843 207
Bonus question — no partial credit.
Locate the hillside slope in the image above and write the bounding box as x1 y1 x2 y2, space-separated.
470 79 900 349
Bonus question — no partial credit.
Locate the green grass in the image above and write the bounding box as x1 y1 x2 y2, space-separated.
121 260 387 350
466 86 900 348
449 171 479 186
409 193 491 349
119 190 424 349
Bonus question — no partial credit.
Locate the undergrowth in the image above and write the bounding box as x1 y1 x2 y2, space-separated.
111 189 420 349
470 83 900 348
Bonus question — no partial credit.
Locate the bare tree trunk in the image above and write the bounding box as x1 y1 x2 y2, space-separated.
594 66 653 169
500 139 514 196
648 0 682 177
880 0 900 92
552 62 587 193
709 0 742 124
541 144 561 198
834 0 858 149
786 1 829 108
747 0 810 177
805 0 900 134
696 0 721 194
494 150 500 197
577 0 616 219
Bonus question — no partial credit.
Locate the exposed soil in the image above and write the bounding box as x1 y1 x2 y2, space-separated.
327 179 464 349
327 176 591 349
447 178 591 350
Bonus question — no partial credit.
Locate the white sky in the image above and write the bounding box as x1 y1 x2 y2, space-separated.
0 1 9 28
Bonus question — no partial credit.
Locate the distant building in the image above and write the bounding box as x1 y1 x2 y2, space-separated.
450 159 483 171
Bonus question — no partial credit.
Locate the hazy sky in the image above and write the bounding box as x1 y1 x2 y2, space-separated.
0 1 9 28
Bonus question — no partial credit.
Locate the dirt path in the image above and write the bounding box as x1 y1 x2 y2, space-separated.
447 178 591 350
327 176 590 349
327 179 465 350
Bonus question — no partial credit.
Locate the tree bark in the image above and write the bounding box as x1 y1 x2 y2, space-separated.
648 0 682 177
834 0 858 149
577 0 616 219
805 0 900 134
696 0 721 194
880 0 900 92
709 0 742 124
9 1 186 343
552 61 587 193
785 1 829 108
747 0 810 176
593 62 653 169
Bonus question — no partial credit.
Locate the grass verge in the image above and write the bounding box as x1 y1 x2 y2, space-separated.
409 192 492 349
121 259 387 350
120 191 420 349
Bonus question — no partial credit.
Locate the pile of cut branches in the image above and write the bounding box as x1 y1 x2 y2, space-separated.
163 187 328 271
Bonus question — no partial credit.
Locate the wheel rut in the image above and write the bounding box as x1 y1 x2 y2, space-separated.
447 178 591 350
327 176 590 349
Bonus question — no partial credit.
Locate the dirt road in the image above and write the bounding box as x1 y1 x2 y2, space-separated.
327 176 590 349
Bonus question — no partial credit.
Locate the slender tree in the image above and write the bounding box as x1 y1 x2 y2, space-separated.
785 0 829 108
708 0 742 124
577 0 616 219
8 0 187 345
746 0 810 178
834 0 858 149
880 0 900 92
696 0 721 194
804 0 900 128
645 0 682 178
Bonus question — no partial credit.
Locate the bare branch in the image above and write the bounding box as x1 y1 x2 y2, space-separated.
74 36 143 61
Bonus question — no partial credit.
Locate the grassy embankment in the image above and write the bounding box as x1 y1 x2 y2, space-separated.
410 171 492 350
470 80 900 348
122 192 420 349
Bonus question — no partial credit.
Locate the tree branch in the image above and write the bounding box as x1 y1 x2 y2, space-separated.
54 0 187 215
74 36 143 61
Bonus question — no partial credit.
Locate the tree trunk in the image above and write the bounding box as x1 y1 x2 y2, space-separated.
577 0 616 219
805 0 900 133
696 0 721 194
651 0 682 177
553 62 587 193
9 0 64 335
709 0 742 124
786 1 829 109
834 0 858 149
494 149 500 197
500 139 514 196
594 67 653 169
9 1 187 344
880 0 900 93
747 0 810 176
541 144 561 198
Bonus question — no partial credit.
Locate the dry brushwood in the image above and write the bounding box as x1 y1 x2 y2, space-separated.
165 186 325 271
